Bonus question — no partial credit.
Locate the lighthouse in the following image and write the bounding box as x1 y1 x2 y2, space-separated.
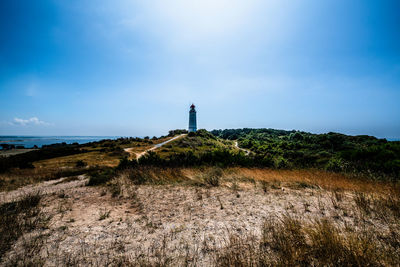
188 104 197 132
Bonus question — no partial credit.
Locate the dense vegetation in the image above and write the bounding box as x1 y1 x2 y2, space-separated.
212 128 400 180
158 129 233 157
108 129 400 181
168 129 188 136
1 129 399 182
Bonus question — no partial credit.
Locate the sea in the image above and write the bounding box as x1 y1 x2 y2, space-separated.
0 136 121 149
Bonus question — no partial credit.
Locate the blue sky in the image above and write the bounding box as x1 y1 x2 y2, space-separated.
0 0 399 138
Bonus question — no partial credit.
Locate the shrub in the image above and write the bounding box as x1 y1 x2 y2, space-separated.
203 167 223 187
168 129 188 136
126 168 149 185
215 216 388 266
0 145 84 173
87 169 115 186
75 160 87 168
125 166 184 185
18 161 35 169
326 157 348 172
0 193 46 260
354 192 371 215
117 157 137 170
273 156 289 169
211 128 400 180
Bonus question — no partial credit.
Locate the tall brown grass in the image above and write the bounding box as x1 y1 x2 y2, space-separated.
123 166 185 185
215 215 398 266
233 167 396 194
0 193 48 260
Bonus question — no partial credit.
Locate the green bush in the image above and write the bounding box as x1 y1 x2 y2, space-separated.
274 156 289 169
326 158 348 172
75 160 87 168
212 128 400 180
117 157 137 170
203 167 223 186
87 169 115 186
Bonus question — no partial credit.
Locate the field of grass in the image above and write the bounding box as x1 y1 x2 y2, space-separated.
35 150 122 168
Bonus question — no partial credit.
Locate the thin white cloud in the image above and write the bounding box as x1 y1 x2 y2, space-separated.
13 117 50 126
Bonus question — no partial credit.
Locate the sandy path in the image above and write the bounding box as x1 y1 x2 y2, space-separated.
234 140 251 155
124 134 186 160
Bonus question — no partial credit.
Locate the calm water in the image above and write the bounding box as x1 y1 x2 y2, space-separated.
0 136 121 148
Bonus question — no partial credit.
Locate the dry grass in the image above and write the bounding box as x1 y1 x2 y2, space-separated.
1 165 399 266
233 167 395 194
122 166 186 185
354 190 400 221
199 167 223 187
34 151 120 169
215 215 399 266
115 166 397 195
30 137 175 171
0 193 48 261
0 167 92 192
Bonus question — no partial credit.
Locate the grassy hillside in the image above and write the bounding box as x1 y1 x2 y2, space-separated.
0 135 172 191
157 129 236 158
212 128 400 181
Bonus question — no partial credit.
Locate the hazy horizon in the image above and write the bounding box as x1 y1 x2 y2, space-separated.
0 128 399 141
1 0 399 138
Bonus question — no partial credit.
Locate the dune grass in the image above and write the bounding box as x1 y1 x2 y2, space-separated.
214 215 399 266
0 193 48 260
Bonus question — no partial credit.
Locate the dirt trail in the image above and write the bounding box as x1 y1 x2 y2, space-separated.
124 134 186 160
234 140 251 155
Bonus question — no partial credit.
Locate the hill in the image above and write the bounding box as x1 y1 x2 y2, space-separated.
212 128 400 181
0 129 399 266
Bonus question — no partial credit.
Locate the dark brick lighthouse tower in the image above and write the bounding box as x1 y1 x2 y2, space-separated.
188 104 197 132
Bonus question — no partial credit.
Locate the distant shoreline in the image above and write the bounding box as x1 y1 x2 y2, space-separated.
0 136 122 149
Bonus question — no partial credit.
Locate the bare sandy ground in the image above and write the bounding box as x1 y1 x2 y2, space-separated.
1 172 381 266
